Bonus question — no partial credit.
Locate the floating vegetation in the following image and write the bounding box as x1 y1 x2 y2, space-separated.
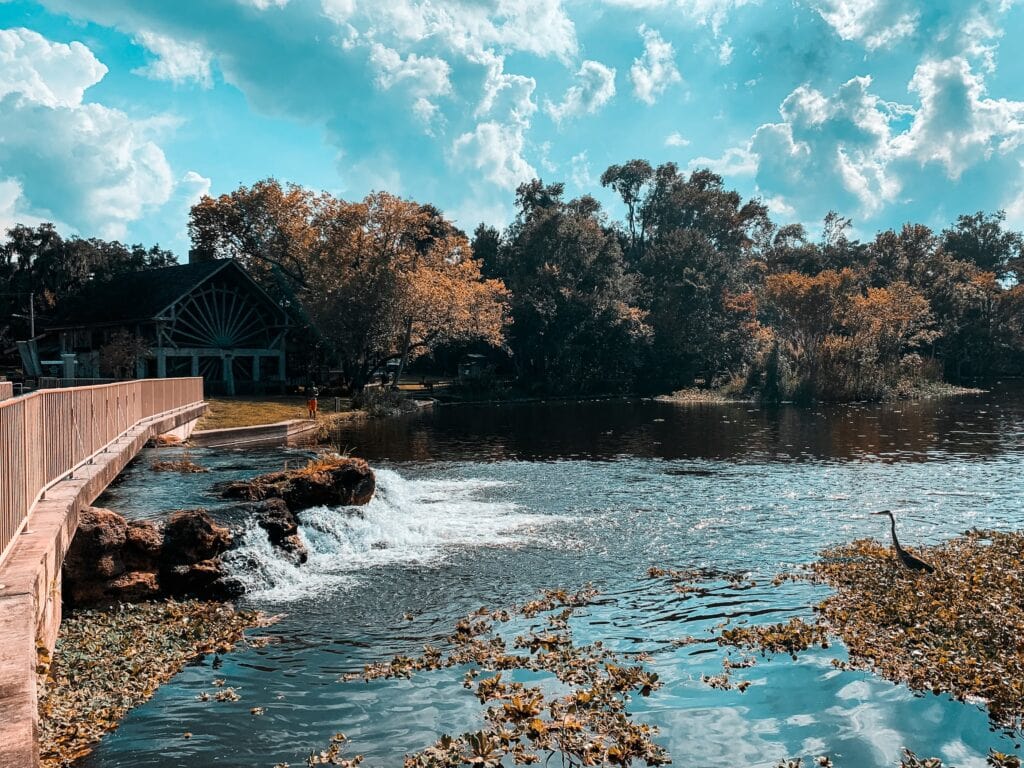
150 457 210 473
337 587 669 768
648 530 1024 735
37 600 270 767
810 532 1024 732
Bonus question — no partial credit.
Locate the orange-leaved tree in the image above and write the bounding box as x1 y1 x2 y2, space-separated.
306 192 508 391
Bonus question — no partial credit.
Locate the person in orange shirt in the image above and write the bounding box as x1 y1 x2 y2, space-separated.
307 386 319 419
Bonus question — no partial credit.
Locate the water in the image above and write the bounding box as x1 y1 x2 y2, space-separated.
84 386 1024 767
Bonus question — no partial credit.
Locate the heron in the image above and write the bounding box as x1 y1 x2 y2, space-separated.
872 510 935 573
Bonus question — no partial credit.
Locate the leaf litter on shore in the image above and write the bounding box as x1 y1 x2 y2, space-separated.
37 600 271 767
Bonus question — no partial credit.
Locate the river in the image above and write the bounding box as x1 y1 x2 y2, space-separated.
82 386 1024 767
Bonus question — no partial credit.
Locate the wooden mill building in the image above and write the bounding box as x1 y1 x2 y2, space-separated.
49 260 288 394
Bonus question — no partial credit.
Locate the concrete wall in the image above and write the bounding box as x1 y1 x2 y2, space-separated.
0 402 206 768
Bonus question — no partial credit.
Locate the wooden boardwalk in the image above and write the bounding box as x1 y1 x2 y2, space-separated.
0 378 205 768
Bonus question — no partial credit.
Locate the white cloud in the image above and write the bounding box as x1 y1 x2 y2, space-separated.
599 0 758 35
630 25 681 105
690 145 757 177
702 61 1024 225
0 29 178 239
473 51 537 127
544 59 616 124
665 132 691 147
891 56 1024 178
812 0 919 50
0 27 107 108
133 30 213 88
179 170 212 206
452 120 536 189
357 0 578 61
368 43 452 97
368 42 452 130
242 0 290 8
570 151 592 188
718 38 734 65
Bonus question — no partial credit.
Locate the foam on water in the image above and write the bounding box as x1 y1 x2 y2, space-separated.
225 468 553 602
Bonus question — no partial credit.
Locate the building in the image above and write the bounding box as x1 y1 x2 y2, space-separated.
48 260 288 395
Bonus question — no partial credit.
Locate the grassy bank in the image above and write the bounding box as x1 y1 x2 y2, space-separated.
196 396 357 430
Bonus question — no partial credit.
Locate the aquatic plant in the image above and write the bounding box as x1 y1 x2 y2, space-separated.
37 600 269 767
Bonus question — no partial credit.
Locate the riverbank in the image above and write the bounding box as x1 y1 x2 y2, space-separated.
37 601 270 768
656 380 985 406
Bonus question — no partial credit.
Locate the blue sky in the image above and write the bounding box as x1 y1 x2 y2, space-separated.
1 0 1023 258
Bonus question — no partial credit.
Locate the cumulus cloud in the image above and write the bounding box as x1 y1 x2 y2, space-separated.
629 25 681 105
0 27 107 107
368 42 452 129
452 121 536 189
368 43 452 97
891 56 1024 178
357 0 578 61
702 60 1024 225
665 132 691 147
812 0 919 50
544 59 616 124
133 30 213 87
0 28 180 239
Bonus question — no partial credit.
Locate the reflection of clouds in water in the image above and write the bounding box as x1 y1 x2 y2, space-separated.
657 706 786 765
942 739 990 768
826 701 904 765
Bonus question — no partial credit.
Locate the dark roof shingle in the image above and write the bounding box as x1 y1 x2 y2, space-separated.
50 260 230 328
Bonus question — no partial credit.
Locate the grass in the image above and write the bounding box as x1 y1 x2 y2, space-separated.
196 396 354 431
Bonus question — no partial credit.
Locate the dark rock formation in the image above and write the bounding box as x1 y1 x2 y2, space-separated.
159 510 238 598
252 498 307 563
219 456 375 512
64 507 238 606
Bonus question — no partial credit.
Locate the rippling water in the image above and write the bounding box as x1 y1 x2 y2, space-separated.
84 386 1024 767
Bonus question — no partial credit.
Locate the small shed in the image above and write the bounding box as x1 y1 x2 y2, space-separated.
458 353 491 381
49 260 288 395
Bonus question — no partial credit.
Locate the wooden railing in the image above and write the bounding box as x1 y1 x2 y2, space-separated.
0 378 203 565
0 381 11 402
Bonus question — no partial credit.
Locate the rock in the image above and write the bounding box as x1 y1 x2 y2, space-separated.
124 520 162 570
162 510 232 565
253 498 308 564
65 507 128 582
162 559 242 599
219 456 376 512
105 571 161 602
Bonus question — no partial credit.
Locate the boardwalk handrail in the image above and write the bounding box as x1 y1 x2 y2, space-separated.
0 377 203 566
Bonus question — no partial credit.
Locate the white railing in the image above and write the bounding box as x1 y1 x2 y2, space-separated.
0 378 204 566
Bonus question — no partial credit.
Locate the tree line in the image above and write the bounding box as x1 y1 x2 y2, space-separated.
3 162 1023 401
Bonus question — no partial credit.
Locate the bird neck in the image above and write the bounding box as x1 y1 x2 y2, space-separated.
888 514 901 549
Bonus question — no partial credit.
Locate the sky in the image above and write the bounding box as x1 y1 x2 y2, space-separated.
1 0 1024 258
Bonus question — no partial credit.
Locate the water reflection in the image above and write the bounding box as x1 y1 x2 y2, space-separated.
327 385 1024 464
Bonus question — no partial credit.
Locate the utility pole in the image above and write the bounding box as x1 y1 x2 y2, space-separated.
29 291 35 338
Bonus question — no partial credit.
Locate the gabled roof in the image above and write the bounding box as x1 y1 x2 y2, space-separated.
49 260 279 329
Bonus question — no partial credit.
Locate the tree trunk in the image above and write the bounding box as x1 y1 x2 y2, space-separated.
391 317 414 391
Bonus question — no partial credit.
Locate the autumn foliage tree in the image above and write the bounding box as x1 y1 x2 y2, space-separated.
305 193 507 391
189 181 507 392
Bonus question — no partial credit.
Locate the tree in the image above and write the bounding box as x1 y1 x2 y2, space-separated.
941 210 1023 280
762 269 856 396
304 192 508 392
600 159 653 259
0 223 175 347
491 181 649 392
98 330 150 379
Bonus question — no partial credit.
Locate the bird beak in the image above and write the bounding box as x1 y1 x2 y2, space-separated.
870 510 889 516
